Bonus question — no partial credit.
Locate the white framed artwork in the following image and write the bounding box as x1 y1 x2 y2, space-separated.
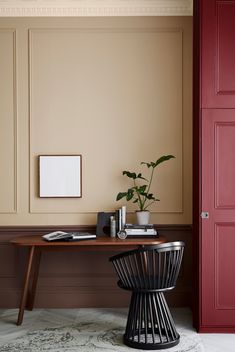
39 155 82 198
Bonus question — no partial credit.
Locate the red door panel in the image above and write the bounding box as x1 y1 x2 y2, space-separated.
216 123 235 207
216 224 235 309
202 109 235 326
202 0 235 108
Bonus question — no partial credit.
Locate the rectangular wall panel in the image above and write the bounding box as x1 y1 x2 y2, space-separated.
0 244 16 277
0 30 17 213
29 28 183 215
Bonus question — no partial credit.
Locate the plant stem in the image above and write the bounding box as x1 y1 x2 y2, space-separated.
147 166 154 194
142 166 155 209
134 179 144 210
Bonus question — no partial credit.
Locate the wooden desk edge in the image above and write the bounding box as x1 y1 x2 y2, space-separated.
10 235 166 248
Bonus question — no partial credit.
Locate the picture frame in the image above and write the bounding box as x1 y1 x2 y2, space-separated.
39 155 82 198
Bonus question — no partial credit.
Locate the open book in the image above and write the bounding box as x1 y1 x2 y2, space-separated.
42 231 96 242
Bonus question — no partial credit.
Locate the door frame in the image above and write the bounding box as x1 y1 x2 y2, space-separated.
193 0 202 331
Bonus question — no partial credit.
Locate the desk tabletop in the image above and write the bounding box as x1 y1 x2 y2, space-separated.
11 235 165 248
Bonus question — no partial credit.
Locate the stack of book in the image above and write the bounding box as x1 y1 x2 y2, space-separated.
114 207 158 238
124 224 158 238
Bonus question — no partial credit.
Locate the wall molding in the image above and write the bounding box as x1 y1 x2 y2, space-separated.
0 224 192 234
0 29 17 214
0 0 193 17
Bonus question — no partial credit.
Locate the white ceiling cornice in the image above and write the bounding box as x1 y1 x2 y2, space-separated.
0 0 193 17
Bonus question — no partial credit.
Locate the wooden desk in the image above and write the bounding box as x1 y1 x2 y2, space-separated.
11 235 165 325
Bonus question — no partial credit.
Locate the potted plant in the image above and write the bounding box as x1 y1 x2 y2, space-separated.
116 155 175 225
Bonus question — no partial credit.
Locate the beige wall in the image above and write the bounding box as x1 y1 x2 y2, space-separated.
0 17 192 225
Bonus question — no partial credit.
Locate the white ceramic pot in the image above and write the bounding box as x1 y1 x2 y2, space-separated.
136 210 150 225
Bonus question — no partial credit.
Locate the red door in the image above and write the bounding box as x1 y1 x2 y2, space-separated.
201 110 235 330
198 0 235 331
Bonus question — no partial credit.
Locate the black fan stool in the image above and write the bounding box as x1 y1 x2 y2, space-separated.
109 241 185 350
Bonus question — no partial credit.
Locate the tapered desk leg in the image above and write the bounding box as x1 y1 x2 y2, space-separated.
27 250 41 311
17 246 35 326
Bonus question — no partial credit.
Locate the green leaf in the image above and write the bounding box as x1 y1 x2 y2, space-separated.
123 171 137 179
146 193 154 200
153 155 175 168
138 185 147 194
141 155 175 169
116 192 127 201
126 189 134 201
147 194 159 201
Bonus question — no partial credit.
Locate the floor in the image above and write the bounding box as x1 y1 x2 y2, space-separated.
0 308 234 351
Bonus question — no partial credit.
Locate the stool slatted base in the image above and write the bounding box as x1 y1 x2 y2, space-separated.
124 292 179 350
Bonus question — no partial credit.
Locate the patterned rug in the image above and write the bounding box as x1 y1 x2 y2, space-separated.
0 308 204 352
